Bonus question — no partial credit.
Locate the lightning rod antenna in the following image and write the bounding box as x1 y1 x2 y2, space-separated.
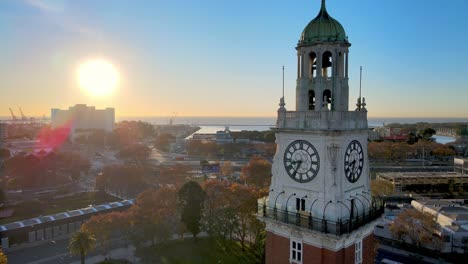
282 65 285 99
359 66 363 102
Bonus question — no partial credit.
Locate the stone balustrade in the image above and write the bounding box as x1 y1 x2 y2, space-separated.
276 110 368 131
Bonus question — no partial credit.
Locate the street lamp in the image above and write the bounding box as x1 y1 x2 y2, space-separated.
337 201 352 233
322 201 333 233
285 193 296 223
351 196 366 219
273 191 285 218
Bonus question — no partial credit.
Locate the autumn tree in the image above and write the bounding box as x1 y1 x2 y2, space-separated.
129 187 178 246
203 180 237 239
203 180 265 251
158 164 190 187
177 181 206 238
82 214 113 256
371 179 394 197
432 146 456 157
229 183 263 251
154 133 176 152
98 164 149 197
118 144 151 165
390 208 442 249
241 156 272 188
0 249 7 264
221 161 233 177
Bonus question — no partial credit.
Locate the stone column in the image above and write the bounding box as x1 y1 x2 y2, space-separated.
303 51 310 79
297 54 301 79
345 53 349 78
316 52 323 77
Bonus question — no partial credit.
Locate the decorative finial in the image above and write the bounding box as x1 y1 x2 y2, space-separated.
355 97 361 111
321 0 327 11
361 98 367 112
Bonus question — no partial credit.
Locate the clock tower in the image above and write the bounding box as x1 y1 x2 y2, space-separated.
260 1 383 263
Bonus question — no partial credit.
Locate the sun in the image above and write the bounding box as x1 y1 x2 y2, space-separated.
77 59 119 97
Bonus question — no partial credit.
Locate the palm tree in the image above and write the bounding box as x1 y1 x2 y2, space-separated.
69 229 96 264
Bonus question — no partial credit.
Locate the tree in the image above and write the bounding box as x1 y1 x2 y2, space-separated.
419 128 436 141
118 144 151 165
82 214 113 257
129 188 178 246
0 249 7 264
221 161 233 177
69 229 96 264
371 179 394 197
241 156 272 188
203 180 265 251
178 181 206 238
263 131 276 143
154 133 176 152
390 209 442 249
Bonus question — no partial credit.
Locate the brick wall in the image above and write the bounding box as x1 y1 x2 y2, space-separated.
266 231 375 264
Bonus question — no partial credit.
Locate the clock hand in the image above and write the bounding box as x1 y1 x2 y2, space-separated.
292 160 302 176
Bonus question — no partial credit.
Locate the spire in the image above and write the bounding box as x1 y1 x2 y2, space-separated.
317 0 330 19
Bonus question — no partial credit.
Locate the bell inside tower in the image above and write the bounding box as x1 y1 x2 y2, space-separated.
323 89 332 110
308 90 316 110
322 51 333 77
310 52 317 78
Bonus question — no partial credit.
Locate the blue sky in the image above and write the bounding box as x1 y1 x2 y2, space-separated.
1 0 468 117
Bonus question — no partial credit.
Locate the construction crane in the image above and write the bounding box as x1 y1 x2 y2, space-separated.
9 108 18 121
19 107 27 120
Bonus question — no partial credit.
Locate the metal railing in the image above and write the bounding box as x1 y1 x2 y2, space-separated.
258 202 384 236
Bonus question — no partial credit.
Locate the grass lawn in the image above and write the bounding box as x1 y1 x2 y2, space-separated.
0 192 121 224
137 237 262 264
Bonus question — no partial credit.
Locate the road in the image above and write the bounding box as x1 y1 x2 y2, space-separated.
6 237 131 264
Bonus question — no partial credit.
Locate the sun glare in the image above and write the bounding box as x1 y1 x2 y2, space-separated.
77 59 119 97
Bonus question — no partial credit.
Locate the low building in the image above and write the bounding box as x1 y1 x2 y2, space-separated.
412 199 468 253
454 157 468 175
0 199 134 249
215 127 234 144
374 199 468 258
51 104 114 140
377 171 468 193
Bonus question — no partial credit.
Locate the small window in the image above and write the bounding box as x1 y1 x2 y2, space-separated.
355 238 362 264
296 198 306 211
290 239 303 263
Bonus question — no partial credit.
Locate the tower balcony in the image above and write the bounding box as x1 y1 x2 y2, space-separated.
276 110 367 131
257 199 384 236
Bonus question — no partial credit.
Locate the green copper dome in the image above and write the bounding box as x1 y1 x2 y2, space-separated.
299 0 348 46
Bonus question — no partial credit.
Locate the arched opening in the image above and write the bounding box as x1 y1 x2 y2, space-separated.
323 89 332 110
309 52 317 78
322 51 333 77
308 90 316 110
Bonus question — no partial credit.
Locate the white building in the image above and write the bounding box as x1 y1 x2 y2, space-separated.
412 199 468 254
51 104 114 140
454 157 468 175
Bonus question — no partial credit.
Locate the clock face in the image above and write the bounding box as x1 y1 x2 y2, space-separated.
283 140 320 183
344 140 364 183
